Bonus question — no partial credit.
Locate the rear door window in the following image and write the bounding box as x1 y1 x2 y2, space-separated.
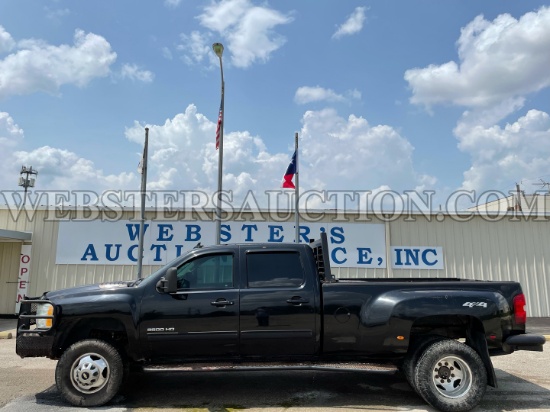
246 252 304 288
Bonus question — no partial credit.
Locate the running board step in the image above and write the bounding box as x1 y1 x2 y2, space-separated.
143 362 398 373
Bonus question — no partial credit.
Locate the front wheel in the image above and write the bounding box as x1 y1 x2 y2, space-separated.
414 339 487 412
55 339 123 407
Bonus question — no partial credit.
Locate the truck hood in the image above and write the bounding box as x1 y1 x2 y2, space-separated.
44 281 134 300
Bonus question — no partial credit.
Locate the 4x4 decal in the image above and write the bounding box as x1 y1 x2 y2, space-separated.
463 301 488 308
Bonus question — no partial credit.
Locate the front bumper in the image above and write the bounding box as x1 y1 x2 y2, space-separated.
502 334 546 353
16 298 55 358
16 334 55 358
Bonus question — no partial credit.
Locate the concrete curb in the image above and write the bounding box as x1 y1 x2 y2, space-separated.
0 330 14 339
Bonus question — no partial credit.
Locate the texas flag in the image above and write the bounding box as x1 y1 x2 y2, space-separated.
282 150 297 189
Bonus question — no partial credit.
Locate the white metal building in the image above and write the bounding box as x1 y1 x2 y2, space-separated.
1 206 549 317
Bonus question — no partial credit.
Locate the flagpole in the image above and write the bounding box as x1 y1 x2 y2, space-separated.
294 132 299 244
213 43 225 245
137 127 148 279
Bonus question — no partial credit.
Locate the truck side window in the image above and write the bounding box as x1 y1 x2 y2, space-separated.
246 252 304 288
176 254 233 290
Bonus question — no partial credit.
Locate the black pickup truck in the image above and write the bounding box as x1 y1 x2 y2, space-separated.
17 233 545 411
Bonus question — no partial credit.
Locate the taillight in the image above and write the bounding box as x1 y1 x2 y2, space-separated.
513 293 527 325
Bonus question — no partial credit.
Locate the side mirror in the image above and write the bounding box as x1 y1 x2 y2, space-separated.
156 267 178 294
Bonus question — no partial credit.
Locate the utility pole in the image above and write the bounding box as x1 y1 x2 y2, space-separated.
18 166 38 206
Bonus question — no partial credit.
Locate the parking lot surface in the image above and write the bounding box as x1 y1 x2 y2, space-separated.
1 333 549 411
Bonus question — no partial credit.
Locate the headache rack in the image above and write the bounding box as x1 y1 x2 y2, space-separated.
310 232 335 283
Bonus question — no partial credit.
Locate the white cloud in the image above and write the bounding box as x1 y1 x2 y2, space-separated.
194 0 293 68
177 31 216 67
0 112 135 196
0 29 117 99
12 146 135 190
294 86 361 104
332 7 367 39
124 105 432 205
405 7 550 108
456 108 550 192
1 105 431 207
298 108 432 192
120 64 154 83
0 112 23 144
162 46 173 60
295 86 345 104
164 0 182 8
44 7 70 20
0 26 15 53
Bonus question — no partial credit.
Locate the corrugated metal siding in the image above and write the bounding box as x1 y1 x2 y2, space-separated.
0 242 21 314
1 208 549 316
388 215 550 317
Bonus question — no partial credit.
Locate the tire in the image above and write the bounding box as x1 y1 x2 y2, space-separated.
401 335 444 393
55 339 124 407
414 339 487 412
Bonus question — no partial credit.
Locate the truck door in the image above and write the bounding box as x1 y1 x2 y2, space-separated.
239 248 318 357
140 252 239 360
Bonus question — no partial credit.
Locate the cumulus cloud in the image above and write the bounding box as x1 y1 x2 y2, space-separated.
456 108 550 193
332 6 367 39
120 64 154 83
180 0 293 68
1 105 431 208
125 104 287 196
0 26 15 53
294 86 361 104
298 108 433 192
11 146 135 190
125 104 433 207
0 112 135 198
405 7 550 108
0 112 23 150
0 29 117 99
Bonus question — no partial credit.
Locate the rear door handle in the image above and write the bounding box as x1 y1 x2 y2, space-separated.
211 299 234 307
286 297 309 305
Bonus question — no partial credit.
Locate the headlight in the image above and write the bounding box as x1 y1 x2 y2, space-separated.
36 303 54 329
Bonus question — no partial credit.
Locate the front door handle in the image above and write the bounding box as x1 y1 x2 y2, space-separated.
211 299 234 307
286 296 309 305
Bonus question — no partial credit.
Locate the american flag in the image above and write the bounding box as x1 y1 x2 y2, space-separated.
215 100 223 150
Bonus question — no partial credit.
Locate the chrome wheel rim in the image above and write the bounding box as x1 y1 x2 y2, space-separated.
70 353 110 394
431 355 472 398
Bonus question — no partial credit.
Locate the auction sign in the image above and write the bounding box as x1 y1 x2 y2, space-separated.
56 221 387 268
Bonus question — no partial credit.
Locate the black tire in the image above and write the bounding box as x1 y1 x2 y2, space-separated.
55 339 124 407
414 339 487 412
401 335 444 393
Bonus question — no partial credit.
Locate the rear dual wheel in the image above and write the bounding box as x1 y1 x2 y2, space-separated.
413 339 487 412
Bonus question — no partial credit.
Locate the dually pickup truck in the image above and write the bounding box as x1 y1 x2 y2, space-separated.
17 233 545 411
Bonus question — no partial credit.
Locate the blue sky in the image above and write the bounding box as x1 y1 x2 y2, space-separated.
1 0 550 210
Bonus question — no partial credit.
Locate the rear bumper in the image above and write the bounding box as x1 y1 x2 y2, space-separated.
502 334 546 353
